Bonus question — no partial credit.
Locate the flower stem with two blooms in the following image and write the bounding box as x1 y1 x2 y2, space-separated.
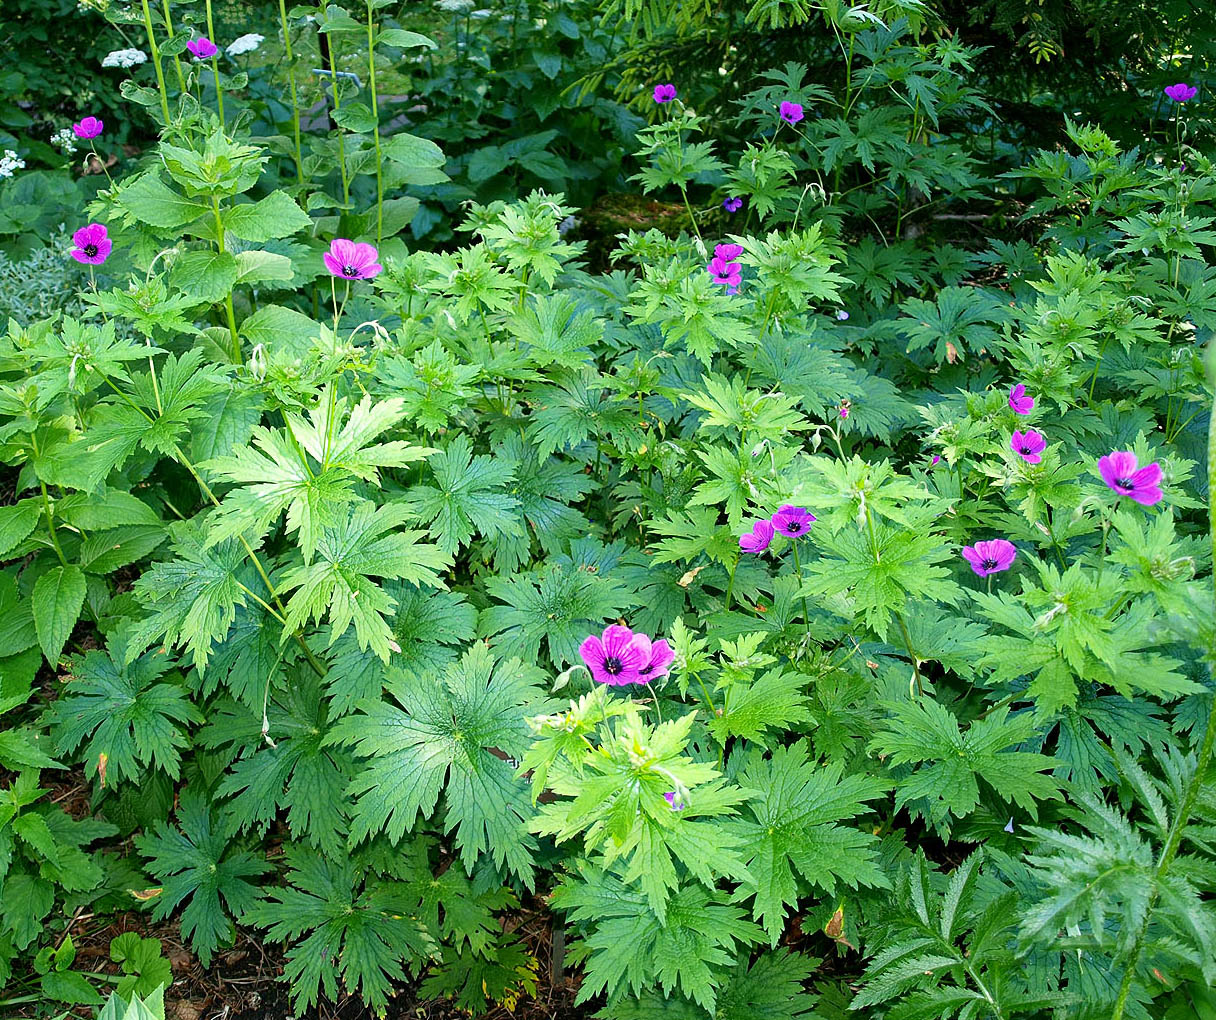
1110 339 1216 1020
365 0 385 244
160 0 186 93
210 197 240 361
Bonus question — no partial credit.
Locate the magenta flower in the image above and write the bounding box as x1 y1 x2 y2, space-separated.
722 196 743 213
714 242 744 261
638 639 674 681
69 223 112 265
663 791 686 811
771 504 815 538
187 37 218 59
1097 451 1164 506
838 403 850 420
653 83 677 104
961 538 1017 578
1008 383 1035 415
72 116 103 140
739 519 775 554
931 455 941 465
1164 83 1197 104
579 624 649 686
323 238 383 280
1010 429 1046 464
779 101 804 125
707 255 741 288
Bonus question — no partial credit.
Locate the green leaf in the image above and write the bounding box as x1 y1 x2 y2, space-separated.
237 304 321 354
116 173 208 229
233 250 295 286
0 501 40 558
330 642 549 884
377 27 436 49
168 250 239 305
32 564 85 666
135 790 269 966
41 969 104 1005
224 191 312 242
381 133 446 169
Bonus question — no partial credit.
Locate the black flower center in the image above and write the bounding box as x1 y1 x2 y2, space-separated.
603 656 623 675
786 521 801 533
1020 445 1033 454
1117 478 1133 490
83 244 98 257
982 558 998 570
343 264 358 278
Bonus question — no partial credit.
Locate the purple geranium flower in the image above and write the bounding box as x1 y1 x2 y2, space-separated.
714 242 744 261
323 238 383 280
69 223 112 265
1097 451 1163 506
1008 383 1035 415
771 504 815 538
1010 429 1046 464
961 538 1017 578
739 519 775 554
1164 83 1197 104
779 101 804 125
638 639 674 681
72 116 103 139
579 624 649 686
653 83 677 104
663 791 686 811
722 196 743 213
187 37 219 59
707 255 741 288
839 404 849 419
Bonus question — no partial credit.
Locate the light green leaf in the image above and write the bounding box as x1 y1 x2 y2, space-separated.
32 565 86 666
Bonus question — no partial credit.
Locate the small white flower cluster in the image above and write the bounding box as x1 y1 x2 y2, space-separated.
0 150 26 179
51 128 78 155
226 33 264 56
436 0 474 11
101 48 147 68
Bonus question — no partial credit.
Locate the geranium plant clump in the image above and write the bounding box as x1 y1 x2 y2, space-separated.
0 3 1213 1020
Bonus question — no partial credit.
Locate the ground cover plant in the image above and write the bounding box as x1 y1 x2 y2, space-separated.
0 1 1215 1019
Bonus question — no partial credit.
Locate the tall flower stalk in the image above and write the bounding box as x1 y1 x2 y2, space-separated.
138 0 173 126
160 0 186 93
365 0 384 243
278 0 305 184
203 0 225 122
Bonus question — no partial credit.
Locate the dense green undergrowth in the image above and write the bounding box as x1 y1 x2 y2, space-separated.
1 2 1215 1019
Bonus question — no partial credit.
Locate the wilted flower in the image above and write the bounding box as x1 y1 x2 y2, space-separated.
101 48 147 68
931 454 941 465
663 791 686 811
1008 383 1034 415
1097 451 1163 506
779 101 804 125
579 624 651 686
835 309 849 321
187 37 219 59
739 519 775 554
0 150 25 179
653 83 677 104
324 238 383 280
1010 428 1046 464
722 196 743 213
1164 83 1197 104
771 504 815 538
839 404 850 419
961 538 1017 578
69 223 112 265
72 116 104 139
226 33 264 56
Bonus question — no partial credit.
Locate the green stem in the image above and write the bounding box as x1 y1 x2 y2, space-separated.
326 36 350 205
204 0 224 121
722 553 739 614
366 0 384 243
1111 347 1216 1019
138 0 173 126
893 609 923 696
160 0 186 92
278 0 305 184
791 538 809 638
211 196 240 361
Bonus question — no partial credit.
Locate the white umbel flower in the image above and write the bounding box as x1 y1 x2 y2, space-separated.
101 48 147 68
0 151 26 179
51 128 78 155
226 33 265 56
